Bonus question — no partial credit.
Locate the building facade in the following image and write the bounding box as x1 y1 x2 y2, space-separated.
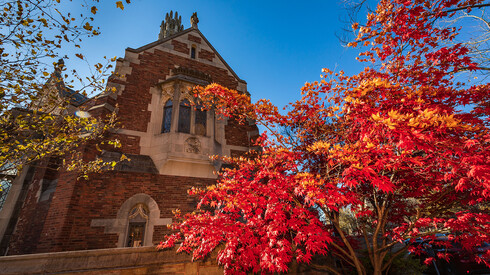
0 11 258 255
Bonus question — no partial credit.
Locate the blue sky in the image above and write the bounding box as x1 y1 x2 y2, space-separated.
66 0 376 108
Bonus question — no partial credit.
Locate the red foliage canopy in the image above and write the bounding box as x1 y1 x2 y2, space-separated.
160 1 490 274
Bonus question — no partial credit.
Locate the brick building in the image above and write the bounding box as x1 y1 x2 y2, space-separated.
0 11 258 256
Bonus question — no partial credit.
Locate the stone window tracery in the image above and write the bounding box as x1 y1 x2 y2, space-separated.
159 86 209 136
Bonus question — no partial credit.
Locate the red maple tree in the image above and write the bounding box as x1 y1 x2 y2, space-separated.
160 1 490 274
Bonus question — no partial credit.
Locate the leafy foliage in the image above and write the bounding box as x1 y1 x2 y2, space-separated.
160 0 490 274
0 0 130 177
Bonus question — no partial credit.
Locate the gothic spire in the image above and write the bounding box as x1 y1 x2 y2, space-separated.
158 10 184 40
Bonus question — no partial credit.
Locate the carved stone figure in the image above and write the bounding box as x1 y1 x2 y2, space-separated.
184 137 201 154
190 12 199 28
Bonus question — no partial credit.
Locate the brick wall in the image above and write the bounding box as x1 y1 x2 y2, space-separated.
225 118 259 147
188 34 201 44
171 40 189 54
198 49 215 62
8 170 215 254
8 160 56 255
110 47 240 137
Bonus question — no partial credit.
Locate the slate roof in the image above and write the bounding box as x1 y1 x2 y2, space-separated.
51 69 89 107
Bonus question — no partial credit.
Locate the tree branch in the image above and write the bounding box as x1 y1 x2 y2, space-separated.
442 3 490 14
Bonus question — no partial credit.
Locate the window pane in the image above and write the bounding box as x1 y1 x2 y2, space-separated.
178 99 191 133
195 105 206 136
161 100 172 133
0 177 12 211
191 47 196 59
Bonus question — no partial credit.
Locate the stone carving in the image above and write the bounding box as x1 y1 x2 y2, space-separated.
159 10 184 39
184 137 201 154
180 86 194 103
172 67 212 83
190 12 199 28
128 204 149 220
160 85 173 104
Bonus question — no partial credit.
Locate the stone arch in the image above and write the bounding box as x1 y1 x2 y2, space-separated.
179 85 195 103
159 84 174 105
116 193 160 247
90 193 172 248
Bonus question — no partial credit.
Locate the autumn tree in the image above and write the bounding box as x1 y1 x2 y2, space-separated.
160 0 490 274
341 0 490 77
0 0 131 189
443 3 490 75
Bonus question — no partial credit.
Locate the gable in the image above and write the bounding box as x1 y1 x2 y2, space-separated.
125 28 247 93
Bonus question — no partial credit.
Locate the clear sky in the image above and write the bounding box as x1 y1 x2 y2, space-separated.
65 0 376 108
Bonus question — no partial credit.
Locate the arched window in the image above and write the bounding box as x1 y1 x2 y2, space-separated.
126 204 149 247
0 177 12 211
0 162 16 211
161 100 172 133
178 99 191 133
195 103 206 136
191 46 196 59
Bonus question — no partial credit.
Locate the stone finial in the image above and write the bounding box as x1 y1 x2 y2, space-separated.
158 10 184 39
190 12 199 28
53 59 65 77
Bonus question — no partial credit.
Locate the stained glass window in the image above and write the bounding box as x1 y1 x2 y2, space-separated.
178 99 191 133
195 104 206 136
161 100 172 133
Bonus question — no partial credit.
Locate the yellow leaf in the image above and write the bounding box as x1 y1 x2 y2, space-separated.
120 154 129 161
43 72 49 76
83 22 93 31
371 112 381 121
388 109 399 119
116 1 124 10
91 6 97 14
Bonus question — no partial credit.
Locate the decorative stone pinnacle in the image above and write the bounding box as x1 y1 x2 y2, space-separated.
190 12 199 29
158 10 184 39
